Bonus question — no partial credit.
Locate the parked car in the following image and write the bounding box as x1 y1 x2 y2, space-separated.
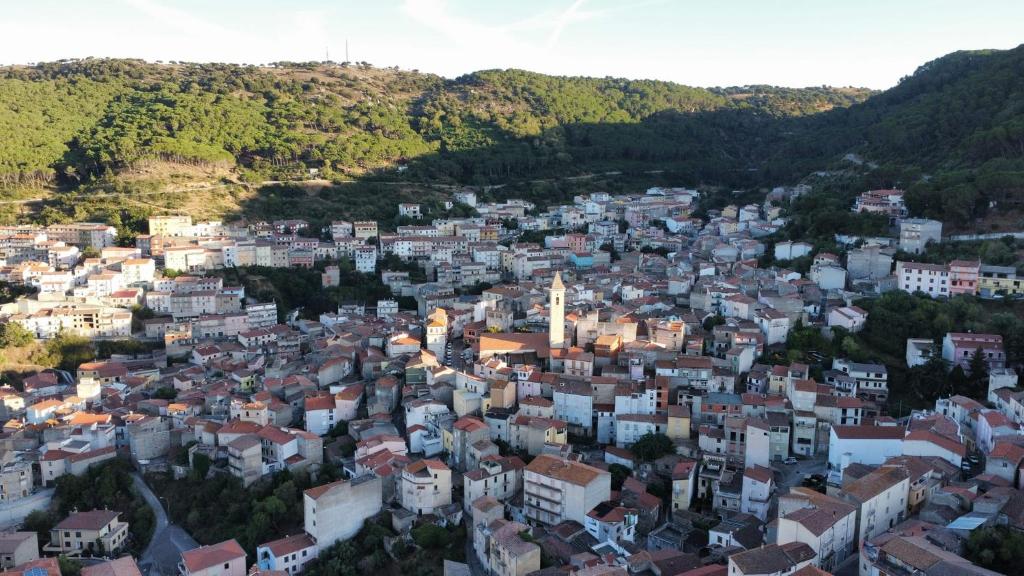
784 457 798 465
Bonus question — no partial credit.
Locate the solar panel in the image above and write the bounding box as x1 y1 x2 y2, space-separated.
25 566 48 576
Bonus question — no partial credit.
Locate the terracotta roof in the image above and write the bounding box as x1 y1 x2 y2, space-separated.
830 425 904 440
182 539 245 574
744 465 773 484
526 454 607 487
842 467 909 502
81 557 143 576
260 533 315 557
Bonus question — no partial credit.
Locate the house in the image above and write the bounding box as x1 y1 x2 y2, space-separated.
985 441 1024 486
905 339 936 368
727 542 816 576
585 501 639 544
774 487 857 572
0 532 38 569
827 426 904 475
859 531 1001 576
615 414 668 448
942 332 1005 373
896 262 949 298
485 520 540 576
508 416 568 456
81 557 143 576
227 435 263 487
832 359 888 403
898 219 942 254
524 454 611 525
451 416 491 472
948 259 980 296
463 456 525 512
774 241 812 261
826 307 867 333
180 539 247 576
44 510 129 557
401 459 452 515
671 459 698 513
740 466 774 521
835 467 909 545
255 533 317 574
304 475 383 547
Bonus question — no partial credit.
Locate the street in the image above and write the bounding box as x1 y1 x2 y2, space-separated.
132 474 199 576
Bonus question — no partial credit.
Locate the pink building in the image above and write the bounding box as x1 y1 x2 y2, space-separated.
948 260 980 296
565 233 588 253
942 332 1005 372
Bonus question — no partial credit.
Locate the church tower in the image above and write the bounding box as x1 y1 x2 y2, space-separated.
549 272 566 349
425 307 448 360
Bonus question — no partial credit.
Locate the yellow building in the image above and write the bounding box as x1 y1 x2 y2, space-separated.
666 405 692 440
978 265 1024 297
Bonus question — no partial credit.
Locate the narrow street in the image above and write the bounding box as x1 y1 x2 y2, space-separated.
132 474 199 576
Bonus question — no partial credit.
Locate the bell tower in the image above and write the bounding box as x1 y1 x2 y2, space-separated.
549 272 565 349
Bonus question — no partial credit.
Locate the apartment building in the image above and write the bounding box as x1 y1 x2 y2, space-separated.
463 456 526 512
400 459 452 516
524 454 610 525
836 467 910 545
896 261 949 298
304 476 383 547
774 487 857 571
942 332 1006 373
898 218 942 254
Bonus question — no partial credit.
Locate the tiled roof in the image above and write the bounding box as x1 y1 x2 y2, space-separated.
182 539 245 574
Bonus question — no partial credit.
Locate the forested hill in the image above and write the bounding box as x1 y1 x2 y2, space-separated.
0 45 1023 203
0 58 870 187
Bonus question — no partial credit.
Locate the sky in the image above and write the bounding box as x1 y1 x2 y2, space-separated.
1 0 1022 89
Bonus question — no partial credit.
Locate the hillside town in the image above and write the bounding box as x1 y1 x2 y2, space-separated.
0 184 1020 576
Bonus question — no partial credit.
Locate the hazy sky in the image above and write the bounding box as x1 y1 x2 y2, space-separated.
2 0 1022 88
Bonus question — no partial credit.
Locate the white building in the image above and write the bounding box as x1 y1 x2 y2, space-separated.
898 218 942 255
896 261 949 298
400 459 452 515
304 475 383 548
827 306 867 333
774 241 813 261
524 454 610 525
827 425 904 475
354 246 377 274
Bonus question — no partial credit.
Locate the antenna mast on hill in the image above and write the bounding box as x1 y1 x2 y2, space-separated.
325 45 330 62
345 39 350 63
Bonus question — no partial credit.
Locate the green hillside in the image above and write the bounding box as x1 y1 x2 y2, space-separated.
1 46 1023 229
0 58 870 188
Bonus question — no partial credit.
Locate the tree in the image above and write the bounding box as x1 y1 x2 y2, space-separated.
608 463 632 491
599 242 620 262
702 315 725 332
630 433 676 462
58 556 82 576
0 322 34 348
411 524 450 549
191 453 211 480
965 525 1024 570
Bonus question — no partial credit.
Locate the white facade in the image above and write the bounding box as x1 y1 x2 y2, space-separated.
896 261 949 298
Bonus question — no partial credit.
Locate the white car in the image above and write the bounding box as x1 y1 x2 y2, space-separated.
783 457 798 465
